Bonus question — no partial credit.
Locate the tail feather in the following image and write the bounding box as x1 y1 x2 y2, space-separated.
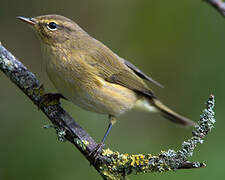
151 98 196 126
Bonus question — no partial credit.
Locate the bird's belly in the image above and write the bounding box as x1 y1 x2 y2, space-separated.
45 60 138 116
55 78 138 116
70 84 138 116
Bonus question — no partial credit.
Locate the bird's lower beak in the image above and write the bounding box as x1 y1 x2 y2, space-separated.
17 16 37 25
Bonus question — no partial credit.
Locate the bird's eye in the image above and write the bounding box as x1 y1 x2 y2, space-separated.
47 22 57 31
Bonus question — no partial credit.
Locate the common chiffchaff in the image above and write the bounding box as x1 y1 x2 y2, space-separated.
18 15 195 153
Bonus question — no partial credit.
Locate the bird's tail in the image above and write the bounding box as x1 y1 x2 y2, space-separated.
150 98 196 126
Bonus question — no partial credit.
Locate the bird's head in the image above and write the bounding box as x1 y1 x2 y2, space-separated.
17 14 86 45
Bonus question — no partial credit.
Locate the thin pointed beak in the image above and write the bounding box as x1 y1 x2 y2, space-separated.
17 16 37 25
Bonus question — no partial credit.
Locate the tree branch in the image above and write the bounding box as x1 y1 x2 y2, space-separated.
0 43 215 180
205 0 225 16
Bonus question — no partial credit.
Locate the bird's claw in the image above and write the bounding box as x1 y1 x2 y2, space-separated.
89 143 105 165
39 93 65 107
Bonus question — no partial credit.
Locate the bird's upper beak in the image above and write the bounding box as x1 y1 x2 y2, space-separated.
17 16 37 25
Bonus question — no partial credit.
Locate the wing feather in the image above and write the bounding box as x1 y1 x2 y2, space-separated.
79 38 156 98
121 58 164 88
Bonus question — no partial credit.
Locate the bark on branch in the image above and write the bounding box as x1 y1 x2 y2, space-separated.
0 43 215 180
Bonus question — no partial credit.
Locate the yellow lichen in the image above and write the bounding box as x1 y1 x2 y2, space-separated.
130 157 135 167
102 148 114 156
82 140 89 146
99 150 171 178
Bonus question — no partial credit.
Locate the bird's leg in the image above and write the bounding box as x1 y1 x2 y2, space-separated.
89 115 116 164
101 116 115 143
38 84 67 107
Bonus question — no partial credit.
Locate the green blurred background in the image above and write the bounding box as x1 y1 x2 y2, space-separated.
0 0 223 179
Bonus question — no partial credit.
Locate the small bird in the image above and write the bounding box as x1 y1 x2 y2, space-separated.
18 15 195 155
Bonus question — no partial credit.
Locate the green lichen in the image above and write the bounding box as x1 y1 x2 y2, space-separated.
55 127 67 142
74 138 89 151
0 55 15 71
43 124 67 142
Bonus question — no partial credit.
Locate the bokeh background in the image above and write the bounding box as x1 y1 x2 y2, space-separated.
0 0 224 179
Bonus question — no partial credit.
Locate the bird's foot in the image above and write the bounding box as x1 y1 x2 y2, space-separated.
39 93 65 107
89 143 105 165
36 84 67 108
34 84 66 108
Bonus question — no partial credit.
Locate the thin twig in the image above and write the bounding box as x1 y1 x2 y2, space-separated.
205 0 225 16
0 43 215 180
